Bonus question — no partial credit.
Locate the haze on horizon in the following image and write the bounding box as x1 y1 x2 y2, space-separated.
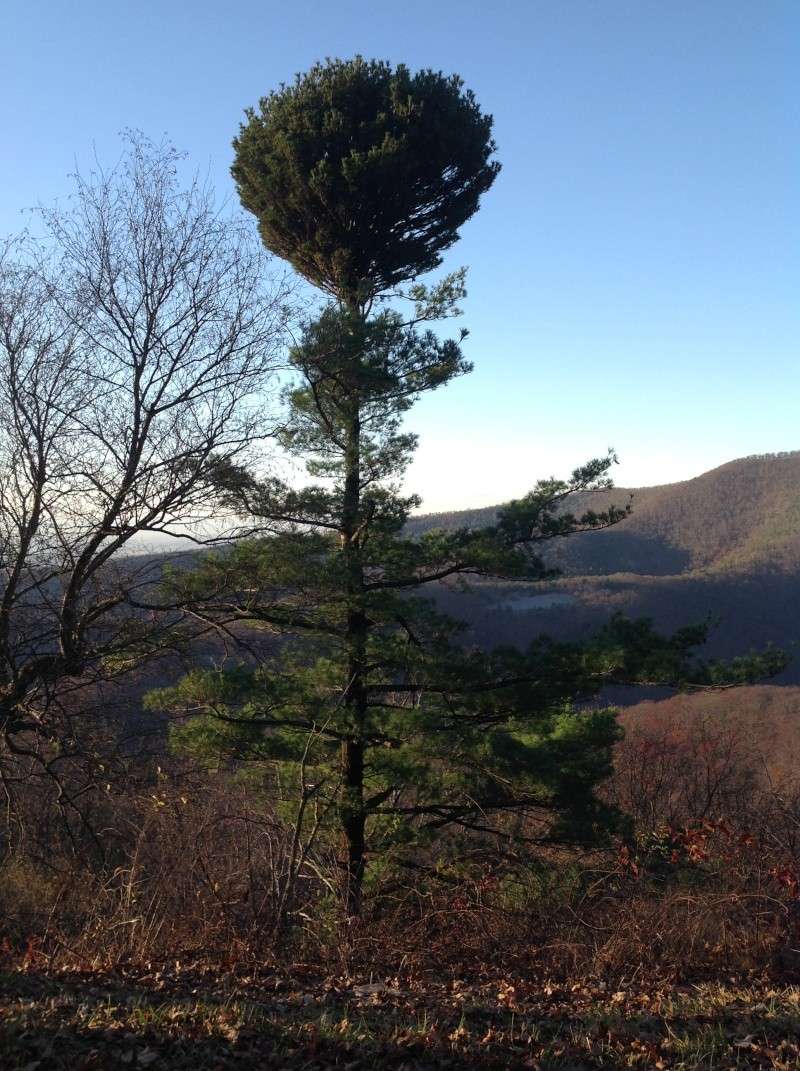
2 0 796 515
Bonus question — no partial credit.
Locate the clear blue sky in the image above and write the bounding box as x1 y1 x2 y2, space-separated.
2 0 797 510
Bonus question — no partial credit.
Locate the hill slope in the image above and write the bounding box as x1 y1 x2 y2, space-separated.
410 453 800 685
410 451 800 577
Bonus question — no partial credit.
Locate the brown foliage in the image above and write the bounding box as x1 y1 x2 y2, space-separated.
3 695 800 988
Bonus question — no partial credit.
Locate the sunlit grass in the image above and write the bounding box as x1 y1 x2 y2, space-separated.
2 969 800 1069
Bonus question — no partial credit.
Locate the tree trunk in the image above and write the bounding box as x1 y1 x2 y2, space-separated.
341 734 366 915
339 320 368 915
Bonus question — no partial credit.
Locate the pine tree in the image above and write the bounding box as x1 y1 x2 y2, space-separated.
150 59 784 916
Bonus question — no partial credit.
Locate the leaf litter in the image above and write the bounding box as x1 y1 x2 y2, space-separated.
1 961 800 1069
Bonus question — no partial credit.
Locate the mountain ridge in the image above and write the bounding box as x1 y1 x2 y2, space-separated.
409 450 800 578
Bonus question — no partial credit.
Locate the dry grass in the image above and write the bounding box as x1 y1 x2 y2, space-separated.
2 963 800 1069
4 705 800 1066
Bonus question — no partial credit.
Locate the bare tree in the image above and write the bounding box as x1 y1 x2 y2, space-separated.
0 134 290 768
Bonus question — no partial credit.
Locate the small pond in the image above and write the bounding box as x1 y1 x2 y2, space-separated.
497 592 576 612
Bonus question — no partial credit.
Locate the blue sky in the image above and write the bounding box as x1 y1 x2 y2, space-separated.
2 0 797 510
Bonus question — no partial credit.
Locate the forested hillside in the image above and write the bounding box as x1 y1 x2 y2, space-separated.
411 451 800 576
411 453 800 686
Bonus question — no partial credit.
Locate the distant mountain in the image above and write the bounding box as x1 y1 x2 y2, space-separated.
410 451 800 577
126 454 800 677
409 453 800 685
62 453 800 733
